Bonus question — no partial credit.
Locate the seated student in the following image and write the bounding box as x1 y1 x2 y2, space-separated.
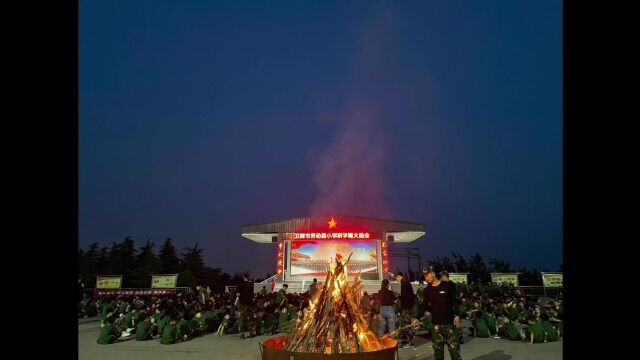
135 312 154 341
369 312 381 336
254 309 265 336
156 309 169 339
508 302 520 322
517 305 532 325
132 304 145 329
531 305 542 321
97 312 121 344
263 309 278 335
190 308 204 337
278 307 290 332
120 306 138 336
217 314 231 336
540 313 559 342
470 310 491 338
160 315 178 345
523 315 546 344
458 297 470 319
152 306 166 337
495 302 508 319
484 307 500 338
370 298 380 315
210 303 226 329
555 313 563 337
497 315 521 341
176 312 192 342
225 311 239 335
287 303 298 323
100 298 115 319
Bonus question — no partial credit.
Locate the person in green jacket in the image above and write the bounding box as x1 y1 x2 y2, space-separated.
369 312 381 336
160 316 178 345
471 310 491 338
254 309 265 336
484 307 499 338
135 312 154 341
176 313 192 342
97 313 121 344
264 310 278 335
497 315 521 341
190 308 205 337
508 302 520 322
523 316 546 344
278 307 290 332
540 313 559 342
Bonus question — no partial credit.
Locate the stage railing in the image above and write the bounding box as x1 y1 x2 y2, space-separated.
518 286 563 297
260 274 278 284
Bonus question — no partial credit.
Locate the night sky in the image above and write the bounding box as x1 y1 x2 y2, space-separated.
79 1 562 276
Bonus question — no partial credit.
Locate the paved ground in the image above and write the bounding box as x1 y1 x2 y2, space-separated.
79 320 562 360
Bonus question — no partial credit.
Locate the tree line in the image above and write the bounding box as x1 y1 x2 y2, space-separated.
78 236 270 291
79 237 561 290
423 251 561 286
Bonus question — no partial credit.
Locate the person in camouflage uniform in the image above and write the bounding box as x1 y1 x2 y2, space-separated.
413 267 462 360
237 272 256 338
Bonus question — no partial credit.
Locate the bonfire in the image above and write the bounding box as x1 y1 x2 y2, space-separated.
284 253 384 353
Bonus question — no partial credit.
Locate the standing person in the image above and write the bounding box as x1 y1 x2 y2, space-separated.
237 271 255 339
440 270 464 344
196 285 207 305
361 291 371 313
308 278 319 299
78 279 85 302
395 272 416 348
377 279 397 337
413 268 462 360
275 284 288 310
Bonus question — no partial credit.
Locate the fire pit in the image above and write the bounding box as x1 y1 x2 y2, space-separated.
260 336 398 360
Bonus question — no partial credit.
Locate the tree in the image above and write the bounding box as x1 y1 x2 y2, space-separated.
79 243 100 286
159 238 180 274
95 247 110 278
130 240 160 287
488 258 511 273
180 243 205 282
177 269 197 288
452 252 469 273
428 257 444 275
440 256 455 273
468 252 490 284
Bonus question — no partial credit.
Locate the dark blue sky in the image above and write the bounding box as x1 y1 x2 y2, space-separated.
79 1 562 276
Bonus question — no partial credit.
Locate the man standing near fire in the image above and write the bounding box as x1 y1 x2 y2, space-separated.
412 267 462 360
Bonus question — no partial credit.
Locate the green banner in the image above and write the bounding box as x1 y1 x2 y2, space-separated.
151 274 178 288
542 273 563 287
448 273 468 284
96 276 122 289
490 273 519 286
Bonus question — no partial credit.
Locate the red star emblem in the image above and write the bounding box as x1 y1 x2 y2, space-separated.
327 217 337 229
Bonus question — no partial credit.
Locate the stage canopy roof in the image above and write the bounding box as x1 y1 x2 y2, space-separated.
241 214 426 243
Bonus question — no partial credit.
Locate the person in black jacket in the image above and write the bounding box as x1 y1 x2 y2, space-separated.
377 279 397 337
413 267 461 360
237 271 255 339
395 272 416 348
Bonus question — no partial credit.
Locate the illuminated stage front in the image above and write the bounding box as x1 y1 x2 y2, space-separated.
241 215 426 288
